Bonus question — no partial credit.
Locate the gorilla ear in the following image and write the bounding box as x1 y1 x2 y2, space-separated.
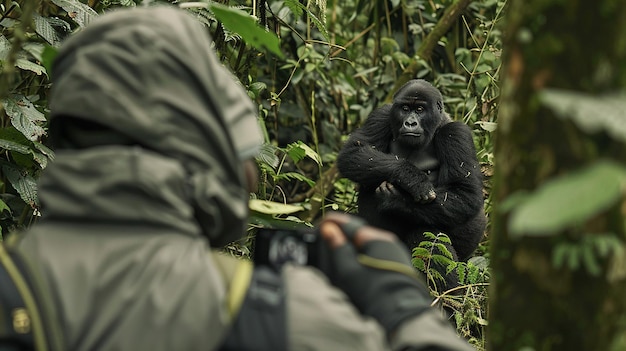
437 100 444 113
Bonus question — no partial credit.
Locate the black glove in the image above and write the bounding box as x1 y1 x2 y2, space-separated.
328 218 432 335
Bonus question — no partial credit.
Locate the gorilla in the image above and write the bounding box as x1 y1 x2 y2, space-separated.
336 79 486 289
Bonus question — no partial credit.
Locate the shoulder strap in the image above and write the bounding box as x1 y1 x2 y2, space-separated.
210 250 254 319
0 244 41 350
0 244 64 351
219 265 287 351
211 251 287 351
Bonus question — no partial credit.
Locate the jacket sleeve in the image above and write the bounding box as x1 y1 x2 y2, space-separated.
284 264 388 350
284 265 473 351
391 310 475 351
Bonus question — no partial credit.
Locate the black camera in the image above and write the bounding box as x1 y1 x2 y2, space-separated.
253 227 331 274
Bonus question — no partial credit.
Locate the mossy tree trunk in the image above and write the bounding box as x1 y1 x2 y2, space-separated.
489 1 626 350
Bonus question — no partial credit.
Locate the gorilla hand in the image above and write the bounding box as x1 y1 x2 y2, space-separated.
376 178 436 205
412 178 437 204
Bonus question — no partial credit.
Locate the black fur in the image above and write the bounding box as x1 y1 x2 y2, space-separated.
337 79 486 288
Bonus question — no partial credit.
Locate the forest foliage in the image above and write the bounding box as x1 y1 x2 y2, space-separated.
0 0 505 348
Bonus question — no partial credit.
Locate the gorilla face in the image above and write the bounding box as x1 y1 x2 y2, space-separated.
390 80 446 149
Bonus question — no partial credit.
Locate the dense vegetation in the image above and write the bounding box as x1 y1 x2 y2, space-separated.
0 0 505 348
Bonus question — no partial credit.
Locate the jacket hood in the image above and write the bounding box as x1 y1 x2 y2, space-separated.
45 6 263 246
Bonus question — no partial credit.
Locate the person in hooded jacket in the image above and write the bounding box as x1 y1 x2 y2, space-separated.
2 5 474 351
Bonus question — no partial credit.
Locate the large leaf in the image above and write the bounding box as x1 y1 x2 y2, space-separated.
50 0 98 28
16 58 45 75
249 199 303 215
540 89 626 143
33 13 69 46
2 164 39 207
248 212 308 229
509 161 626 237
0 127 31 154
0 128 53 169
0 138 30 154
209 3 284 58
2 96 46 141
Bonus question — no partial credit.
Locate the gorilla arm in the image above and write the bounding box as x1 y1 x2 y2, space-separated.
336 106 435 202
376 122 484 229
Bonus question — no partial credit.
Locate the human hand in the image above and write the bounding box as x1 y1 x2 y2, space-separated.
319 212 396 249
317 212 431 335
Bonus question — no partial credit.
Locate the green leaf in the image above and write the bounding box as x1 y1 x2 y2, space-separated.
469 264 481 283
445 261 458 274
591 234 621 258
412 247 431 257
249 199 303 215
286 143 306 163
433 233 452 244
119 0 135 6
0 35 11 60
417 241 434 249
305 11 329 41
0 127 31 154
0 139 30 154
22 43 46 62
540 89 626 143
0 199 10 214
256 143 280 169
475 121 497 132
248 81 267 99
434 243 453 258
423 231 438 240
286 141 322 166
581 244 602 276
465 266 478 283
50 0 97 28
457 264 467 284
468 256 489 270
29 151 49 169
248 212 308 229
33 14 69 46
2 96 46 141
411 257 426 271
431 254 454 267
283 0 304 18
209 3 284 58
552 243 570 269
16 58 45 75
2 164 39 207
566 246 580 270
429 270 445 284
32 141 55 161
275 171 315 187
509 161 626 237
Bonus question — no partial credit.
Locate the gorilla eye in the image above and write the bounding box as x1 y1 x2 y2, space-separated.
416 106 425 112
402 105 410 112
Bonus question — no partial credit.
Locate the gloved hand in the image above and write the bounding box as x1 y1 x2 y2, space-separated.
319 212 432 335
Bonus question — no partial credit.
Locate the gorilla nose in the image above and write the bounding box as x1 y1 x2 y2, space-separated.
403 120 423 135
404 120 418 128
